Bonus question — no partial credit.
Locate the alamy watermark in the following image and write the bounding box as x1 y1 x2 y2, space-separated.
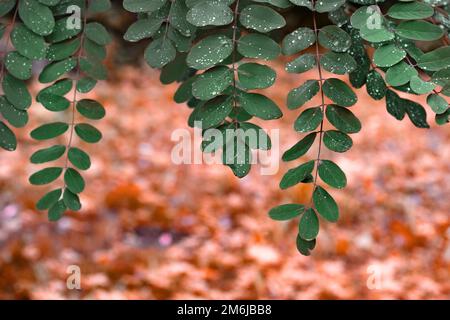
171 121 280 175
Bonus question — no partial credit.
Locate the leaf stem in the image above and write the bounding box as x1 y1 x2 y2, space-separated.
62 0 89 183
309 4 325 207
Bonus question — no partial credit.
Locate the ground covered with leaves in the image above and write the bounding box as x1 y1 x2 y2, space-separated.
0 65 449 299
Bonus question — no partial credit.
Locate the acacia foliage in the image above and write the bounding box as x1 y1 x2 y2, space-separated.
1 0 449 255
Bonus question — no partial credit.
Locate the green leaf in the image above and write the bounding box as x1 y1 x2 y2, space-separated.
187 34 233 70
282 132 317 161
18 0 55 36
237 63 276 90
5 51 32 80
192 96 233 128
0 121 17 151
296 235 316 256
360 24 395 43
404 99 430 128
318 160 347 189
385 61 418 86
124 18 163 42
76 99 106 120
11 24 47 59
315 0 344 13
326 105 361 133
395 20 444 41
287 80 320 110
320 52 357 75
39 58 78 83
123 0 166 12
2 74 32 110
36 189 62 210
427 94 448 114
38 93 71 112
237 33 280 60
323 78 357 107
192 66 233 100
373 44 406 68
286 53 316 74
386 90 406 120
63 189 82 211
323 130 352 152
0 96 28 128
46 38 81 62
268 204 305 221
75 123 102 143
279 160 315 189
144 37 176 68
85 22 112 45
417 47 450 71
30 145 66 164
366 70 387 100
239 5 286 33
298 208 319 240
31 122 69 140
48 200 66 221
294 107 323 133
282 27 315 55
313 186 339 222
186 1 233 26
238 92 282 120
387 2 434 20
77 77 97 93
68 147 91 170
318 25 351 52
239 122 272 150
410 76 435 95
64 168 85 194
29 167 63 185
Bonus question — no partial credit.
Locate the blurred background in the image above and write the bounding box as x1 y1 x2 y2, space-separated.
0 3 449 299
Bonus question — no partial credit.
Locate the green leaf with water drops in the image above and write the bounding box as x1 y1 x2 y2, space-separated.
0 121 17 151
192 66 233 100
186 1 233 27
294 107 323 133
323 78 357 107
427 94 448 114
318 160 347 189
395 20 443 41
145 37 176 68
313 186 339 222
239 5 286 33
187 34 233 69
287 80 320 110
282 27 315 55
286 53 316 74
373 44 406 68
237 33 280 60
2 74 32 110
19 0 55 36
366 70 387 100
320 52 356 75
323 130 352 153
318 25 351 52
238 63 276 90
